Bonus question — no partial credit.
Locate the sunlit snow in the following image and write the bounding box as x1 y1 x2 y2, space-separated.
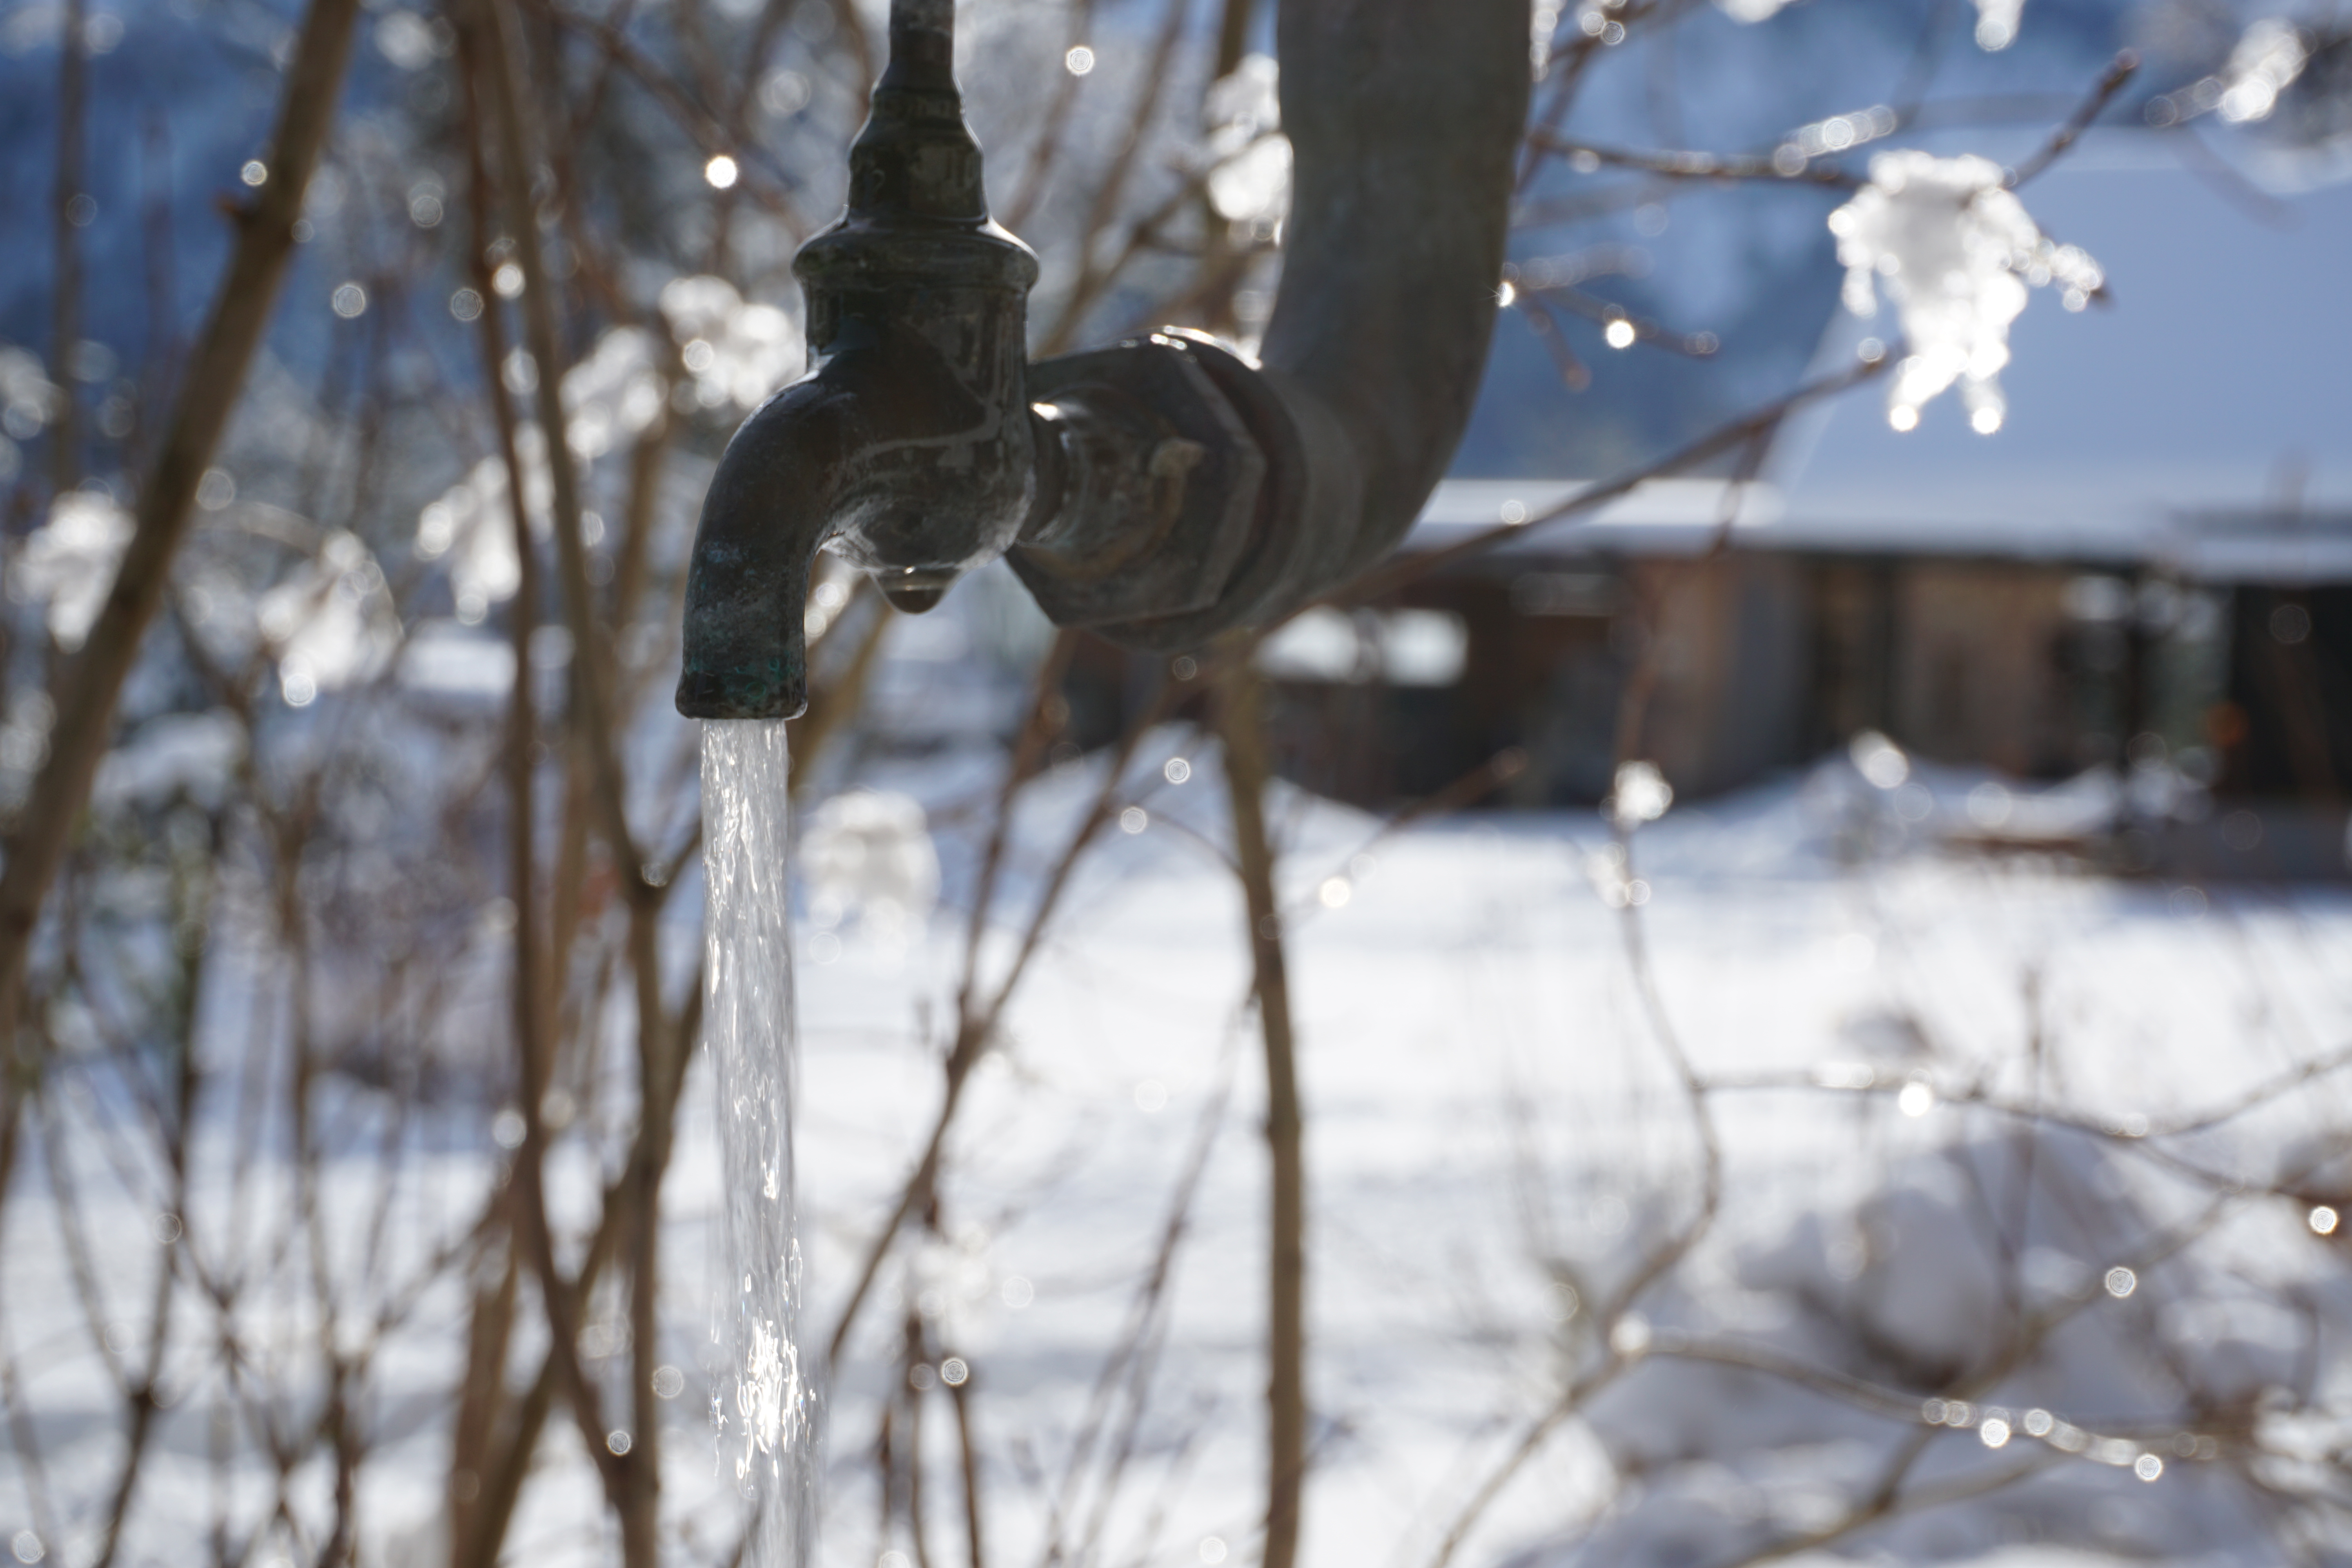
17 489 131 650
1203 54 1290 227
1828 151 2102 435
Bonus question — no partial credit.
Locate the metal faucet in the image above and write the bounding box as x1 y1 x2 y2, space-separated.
677 0 1532 721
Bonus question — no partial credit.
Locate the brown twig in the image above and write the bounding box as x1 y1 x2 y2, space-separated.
447 15 554 1553
1213 646 1307 1568
1042 1011 1244 1566
50 0 88 493
464 4 662 1555
1037 0 1198 357
2007 51 2138 190
828 657 1180 1371
517 0 809 240
1003 0 1102 232
0 0 366 1148
1525 128 1863 189
1332 354 1888 610
949 1354 987 1568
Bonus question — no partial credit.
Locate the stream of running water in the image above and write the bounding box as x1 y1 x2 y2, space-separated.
701 720 814 1567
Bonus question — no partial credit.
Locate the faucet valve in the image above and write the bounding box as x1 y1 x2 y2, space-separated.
677 0 1038 720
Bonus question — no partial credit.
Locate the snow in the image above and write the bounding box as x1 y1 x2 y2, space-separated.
1203 55 1290 228
2217 19 2307 126
789 737 2352 1568
801 790 943 944
1974 0 2025 53
1827 151 2103 437
255 530 401 703
660 276 805 414
15 490 131 650
7 728 2352 1566
1779 149 2352 570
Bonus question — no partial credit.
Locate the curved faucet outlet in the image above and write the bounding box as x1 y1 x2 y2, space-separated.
677 0 1530 719
677 0 1037 719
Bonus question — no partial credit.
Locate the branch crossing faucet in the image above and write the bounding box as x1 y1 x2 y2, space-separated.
678 0 1532 721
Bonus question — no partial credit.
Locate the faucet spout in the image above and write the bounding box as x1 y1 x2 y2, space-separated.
673 363 856 722
676 318 1023 720
675 0 1037 721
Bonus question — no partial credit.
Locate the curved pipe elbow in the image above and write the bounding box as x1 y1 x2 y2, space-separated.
1016 0 1532 647
674 374 855 721
1260 0 1531 581
677 320 1035 719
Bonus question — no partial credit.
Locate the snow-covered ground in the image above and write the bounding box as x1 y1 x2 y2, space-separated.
7 738 2351 1568
786 741 2352 1568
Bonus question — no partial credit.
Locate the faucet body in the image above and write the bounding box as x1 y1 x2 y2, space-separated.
677 0 1037 719
677 0 1531 721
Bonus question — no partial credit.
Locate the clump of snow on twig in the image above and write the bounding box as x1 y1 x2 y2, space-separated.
416 432 545 622
1608 759 1674 831
0 343 62 482
659 274 802 412
94 711 246 811
2146 16 2309 127
561 325 668 460
1203 54 1289 227
1828 151 2103 436
16 490 132 650
256 530 401 706
1974 0 2024 51
2219 17 2308 123
801 789 941 945
412 284 799 621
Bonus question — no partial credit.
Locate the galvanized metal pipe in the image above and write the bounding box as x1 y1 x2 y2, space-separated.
677 0 1532 718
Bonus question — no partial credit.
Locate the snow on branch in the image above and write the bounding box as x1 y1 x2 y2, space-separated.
1828 151 2103 436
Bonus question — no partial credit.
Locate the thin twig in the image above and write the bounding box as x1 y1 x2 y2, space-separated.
828 666 1182 1370
2007 51 2138 190
1525 129 1862 189
0 0 367 1131
1214 646 1307 1568
1333 355 1888 610
49 0 88 493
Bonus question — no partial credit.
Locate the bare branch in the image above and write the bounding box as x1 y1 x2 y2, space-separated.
0 0 366 1119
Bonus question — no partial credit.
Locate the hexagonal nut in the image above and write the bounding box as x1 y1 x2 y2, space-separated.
1009 336 1267 630
1081 330 1346 653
